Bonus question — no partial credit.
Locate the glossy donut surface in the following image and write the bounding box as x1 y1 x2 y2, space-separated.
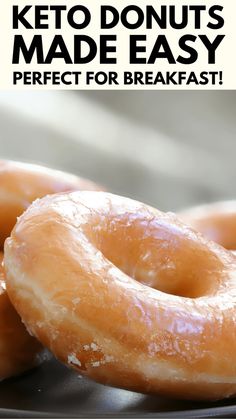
4 191 236 400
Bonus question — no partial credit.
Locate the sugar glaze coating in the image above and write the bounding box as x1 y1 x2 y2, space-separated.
4 192 236 400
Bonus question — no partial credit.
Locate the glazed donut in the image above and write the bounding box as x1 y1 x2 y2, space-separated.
4 191 236 400
179 201 236 250
0 160 101 380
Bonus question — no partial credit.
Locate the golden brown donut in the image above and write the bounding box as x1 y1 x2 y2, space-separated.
179 201 236 250
0 160 101 380
4 191 236 400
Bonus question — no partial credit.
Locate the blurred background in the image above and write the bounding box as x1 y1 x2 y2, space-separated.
0 91 235 212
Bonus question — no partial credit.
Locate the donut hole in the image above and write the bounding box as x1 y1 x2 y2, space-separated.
87 213 223 299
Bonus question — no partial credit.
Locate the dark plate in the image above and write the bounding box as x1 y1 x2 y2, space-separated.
0 359 236 418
